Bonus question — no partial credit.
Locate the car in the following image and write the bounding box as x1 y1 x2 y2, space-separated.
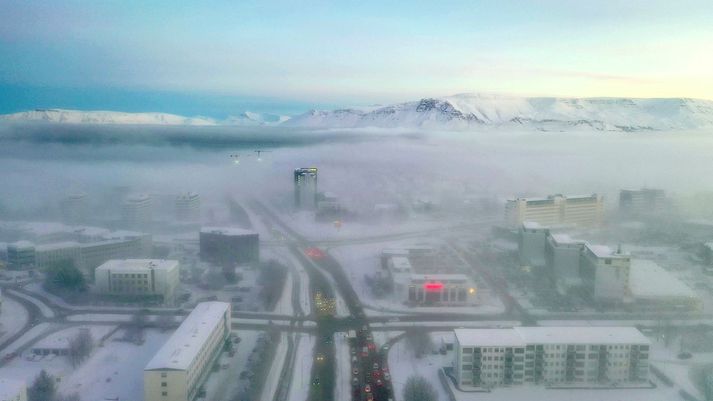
352 368 359 375
364 384 371 393
367 342 376 351
366 394 374 401
351 348 356 355
352 356 358 363
375 379 383 387
361 346 369 357
384 372 391 381
372 371 381 380
373 362 379 370
352 377 359 385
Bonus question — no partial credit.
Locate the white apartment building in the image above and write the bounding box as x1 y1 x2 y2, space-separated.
580 244 630 303
505 194 604 228
175 192 200 222
454 327 650 389
35 241 81 270
0 378 27 401
144 302 231 401
95 259 180 304
121 193 152 228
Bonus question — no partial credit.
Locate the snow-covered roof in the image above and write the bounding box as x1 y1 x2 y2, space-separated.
584 244 628 259
629 259 697 300
0 378 26 400
388 256 412 272
522 221 546 230
455 329 525 347
548 233 584 246
200 226 257 237
8 240 35 249
96 259 179 273
455 327 649 347
410 273 471 282
35 241 81 252
145 302 230 371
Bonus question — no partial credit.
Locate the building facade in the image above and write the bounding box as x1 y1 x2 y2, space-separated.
95 259 180 304
175 192 200 222
619 188 666 217
518 222 549 267
580 244 630 303
35 242 81 270
144 302 231 401
453 327 650 389
545 233 585 291
199 227 259 266
121 193 152 228
505 194 604 228
0 378 27 401
6 241 35 270
294 167 318 209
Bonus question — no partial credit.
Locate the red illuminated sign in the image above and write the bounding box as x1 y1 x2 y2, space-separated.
424 282 443 291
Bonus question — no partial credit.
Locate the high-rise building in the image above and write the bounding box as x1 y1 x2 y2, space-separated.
545 233 585 291
199 227 259 266
453 327 650 389
95 259 180 304
518 221 549 267
619 188 666 216
175 192 200 222
294 167 318 209
59 192 88 224
505 194 604 228
580 244 630 302
144 302 231 401
121 193 152 228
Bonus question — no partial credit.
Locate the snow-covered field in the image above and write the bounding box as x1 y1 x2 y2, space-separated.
1 327 172 401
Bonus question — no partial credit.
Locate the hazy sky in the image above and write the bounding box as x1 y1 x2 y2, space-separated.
1 0 712 116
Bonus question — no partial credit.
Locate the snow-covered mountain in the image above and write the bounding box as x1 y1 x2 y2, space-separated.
0 109 291 126
0 109 218 126
284 94 713 131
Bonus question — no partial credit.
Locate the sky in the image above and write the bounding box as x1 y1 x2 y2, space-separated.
1 0 712 117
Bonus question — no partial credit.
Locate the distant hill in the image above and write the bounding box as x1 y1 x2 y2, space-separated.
0 109 289 126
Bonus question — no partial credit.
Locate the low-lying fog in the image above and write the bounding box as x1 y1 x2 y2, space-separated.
1 123 712 218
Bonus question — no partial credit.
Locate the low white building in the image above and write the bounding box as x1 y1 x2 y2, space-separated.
0 378 27 401
454 326 650 389
144 302 231 401
384 249 477 306
95 259 180 304
35 241 81 270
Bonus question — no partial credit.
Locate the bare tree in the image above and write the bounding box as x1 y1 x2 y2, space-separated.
403 375 438 401
405 329 433 358
68 328 94 367
28 370 56 401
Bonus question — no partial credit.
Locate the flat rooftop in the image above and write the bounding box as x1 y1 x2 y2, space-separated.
548 233 584 246
200 226 257 237
455 327 649 347
629 259 697 299
584 244 629 259
35 241 81 252
96 259 179 272
145 302 230 371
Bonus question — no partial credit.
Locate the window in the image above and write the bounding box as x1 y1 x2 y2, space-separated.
161 382 167 387
161 373 167 378
162 391 168 396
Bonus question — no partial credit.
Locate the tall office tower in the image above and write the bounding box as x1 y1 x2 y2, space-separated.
294 167 318 209
121 193 152 228
175 192 200 222
60 192 88 224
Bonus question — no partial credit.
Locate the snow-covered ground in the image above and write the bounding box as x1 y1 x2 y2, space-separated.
1 327 172 401
288 333 315 401
203 330 259 401
0 297 29 345
330 241 505 316
387 331 454 401
6 288 55 318
1 322 54 357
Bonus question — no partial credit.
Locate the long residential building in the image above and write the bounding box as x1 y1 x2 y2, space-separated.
619 188 666 217
453 327 650 389
505 194 604 228
144 302 231 401
95 259 180 304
